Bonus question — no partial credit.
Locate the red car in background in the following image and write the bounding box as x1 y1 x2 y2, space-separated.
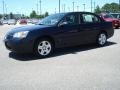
99 13 120 29
17 19 27 25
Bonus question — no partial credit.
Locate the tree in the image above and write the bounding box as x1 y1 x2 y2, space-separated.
102 3 119 13
94 5 101 14
21 14 25 19
30 10 37 18
10 12 14 19
0 14 2 19
44 12 49 17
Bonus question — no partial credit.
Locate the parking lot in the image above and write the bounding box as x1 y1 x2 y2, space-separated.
0 25 120 90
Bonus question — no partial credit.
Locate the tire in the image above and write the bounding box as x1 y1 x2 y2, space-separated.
34 38 54 58
97 33 107 46
115 26 119 29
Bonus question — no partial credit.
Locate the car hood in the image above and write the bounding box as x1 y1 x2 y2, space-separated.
104 18 118 21
9 25 51 33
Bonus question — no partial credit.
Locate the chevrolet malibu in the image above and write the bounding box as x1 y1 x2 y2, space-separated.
4 12 114 58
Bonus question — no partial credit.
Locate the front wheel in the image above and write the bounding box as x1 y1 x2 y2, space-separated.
97 33 107 46
34 38 54 58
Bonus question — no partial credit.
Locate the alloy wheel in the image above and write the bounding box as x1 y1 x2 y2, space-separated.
98 33 107 46
37 40 52 56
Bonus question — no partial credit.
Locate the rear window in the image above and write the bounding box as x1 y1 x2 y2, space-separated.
103 14 113 18
111 14 120 19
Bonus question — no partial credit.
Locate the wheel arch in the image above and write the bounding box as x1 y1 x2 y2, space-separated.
33 35 55 49
99 30 108 38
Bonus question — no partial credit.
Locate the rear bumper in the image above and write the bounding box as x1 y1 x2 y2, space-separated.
112 22 119 27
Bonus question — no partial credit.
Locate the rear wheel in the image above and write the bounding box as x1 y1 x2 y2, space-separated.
34 38 54 58
115 26 119 29
97 33 107 46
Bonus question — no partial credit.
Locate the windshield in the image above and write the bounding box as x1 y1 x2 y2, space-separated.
111 14 118 18
104 14 114 18
111 14 120 19
38 13 65 26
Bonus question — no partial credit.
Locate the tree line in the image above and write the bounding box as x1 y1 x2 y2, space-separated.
0 11 49 20
30 11 49 19
94 2 120 14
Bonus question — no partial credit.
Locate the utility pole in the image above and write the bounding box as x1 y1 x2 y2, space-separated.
77 6 79 11
5 3 7 14
3 0 5 19
68 7 70 12
59 0 60 13
39 0 42 15
91 0 93 12
64 4 66 12
72 1 75 12
83 4 85 11
62 4 64 12
36 3 38 15
55 8 56 13
94 2 95 12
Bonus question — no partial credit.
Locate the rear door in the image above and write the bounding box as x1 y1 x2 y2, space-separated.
78 13 101 44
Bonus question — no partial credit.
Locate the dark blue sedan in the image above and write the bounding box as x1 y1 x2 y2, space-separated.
4 12 114 58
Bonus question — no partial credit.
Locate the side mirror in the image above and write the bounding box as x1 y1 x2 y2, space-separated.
59 21 68 27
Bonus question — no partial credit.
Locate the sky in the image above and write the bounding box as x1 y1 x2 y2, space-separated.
0 0 119 16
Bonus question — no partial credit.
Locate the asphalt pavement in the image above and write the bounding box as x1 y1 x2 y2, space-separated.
0 25 120 90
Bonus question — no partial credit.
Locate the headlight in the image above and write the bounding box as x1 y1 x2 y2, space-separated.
13 31 29 39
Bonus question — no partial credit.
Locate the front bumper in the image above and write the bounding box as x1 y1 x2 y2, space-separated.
4 38 34 53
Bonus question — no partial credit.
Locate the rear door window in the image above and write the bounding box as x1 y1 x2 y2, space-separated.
82 14 100 23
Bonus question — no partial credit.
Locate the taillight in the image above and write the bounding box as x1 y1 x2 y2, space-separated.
113 20 119 24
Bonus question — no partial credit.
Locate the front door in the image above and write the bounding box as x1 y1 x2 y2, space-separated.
55 13 80 47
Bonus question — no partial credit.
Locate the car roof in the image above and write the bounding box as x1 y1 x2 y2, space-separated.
110 13 120 14
60 12 97 15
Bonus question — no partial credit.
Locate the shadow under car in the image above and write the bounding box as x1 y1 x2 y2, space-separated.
9 41 117 61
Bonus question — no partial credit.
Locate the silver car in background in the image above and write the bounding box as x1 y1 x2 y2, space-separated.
2 20 8 24
8 19 16 25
